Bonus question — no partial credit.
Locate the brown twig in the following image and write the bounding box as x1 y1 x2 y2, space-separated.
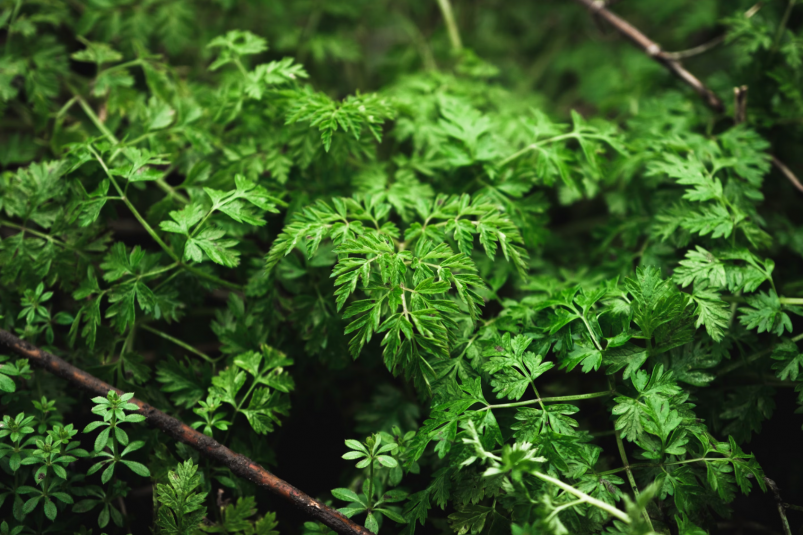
663 35 726 60
572 0 803 193
574 0 723 111
661 2 763 60
770 155 803 193
0 328 372 535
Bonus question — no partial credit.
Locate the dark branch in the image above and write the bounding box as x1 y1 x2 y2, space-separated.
771 155 803 193
764 477 793 535
0 328 373 535
571 0 803 193
573 0 723 111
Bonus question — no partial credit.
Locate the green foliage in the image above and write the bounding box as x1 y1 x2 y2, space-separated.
333 434 408 533
156 459 207 535
2 0 803 533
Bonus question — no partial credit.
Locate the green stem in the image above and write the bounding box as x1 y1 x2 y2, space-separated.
531 471 630 523
235 381 259 413
500 133 610 167
140 324 217 363
529 382 547 412
220 378 260 446
100 58 146 74
191 209 216 238
139 262 180 280
89 147 180 262
717 332 803 376
455 318 497 361
367 458 375 506
89 147 243 291
579 313 603 352
401 288 410 318
435 0 462 51
772 0 798 53
546 498 586 523
4 0 23 57
0 219 91 259
597 456 731 477
110 416 119 462
480 390 612 411
76 96 188 205
779 297 803 305
615 429 652 527
610 379 653 530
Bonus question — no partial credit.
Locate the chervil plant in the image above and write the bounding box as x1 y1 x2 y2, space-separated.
2 0 803 534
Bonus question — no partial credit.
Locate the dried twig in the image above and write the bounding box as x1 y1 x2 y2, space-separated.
576 0 724 111
572 0 803 192
764 477 793 535
663 35 726 60
771 155 803 193
0 328 372 535
662 2 763 60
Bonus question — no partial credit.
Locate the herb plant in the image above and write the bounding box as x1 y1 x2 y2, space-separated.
1 0 803 534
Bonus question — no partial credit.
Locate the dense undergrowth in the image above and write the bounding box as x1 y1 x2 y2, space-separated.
1 0 803 534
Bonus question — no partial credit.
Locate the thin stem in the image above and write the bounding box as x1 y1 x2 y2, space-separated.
771 155 803 193
766 478 793 535
717 332 803 376
3 0 24 57
500 134 576 167
454 318 497 361
191 209 216 238
398 15 438 71
597 456 730 476
610 379 653 530
546 498 586 522
529 383 547 412
777 505 793 535
56 96 79 120
480 390 612 411
89 147 180 263
368 458 375 506
779 297 803 305
579 313 604 352
663 35 726 60
435 0 462 51
772 0 798 53
615 429 652 527
101 58 146 74
76 96 188 204
401 288 410 318
89 147 243 291
139 262 180 280
0 219 91 260
531 471 630 523
140 324 217 363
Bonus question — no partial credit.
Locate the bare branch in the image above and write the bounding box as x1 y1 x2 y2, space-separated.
572 0 803 193
0 328 373 535
663 35 725 60
662 3 762 60
575 0 724 111
771 155 803 193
